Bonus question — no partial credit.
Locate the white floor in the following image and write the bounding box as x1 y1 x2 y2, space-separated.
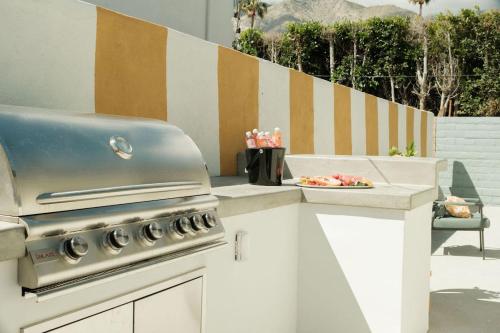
430 206 500 333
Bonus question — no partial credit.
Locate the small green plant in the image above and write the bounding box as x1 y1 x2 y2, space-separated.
389 146 401 156
404 141 417 157
388 141 417 157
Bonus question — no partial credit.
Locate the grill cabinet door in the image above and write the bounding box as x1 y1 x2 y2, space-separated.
45 303 133 333
134 277 203 333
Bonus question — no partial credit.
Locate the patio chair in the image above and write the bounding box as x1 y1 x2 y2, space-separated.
432 197 490 260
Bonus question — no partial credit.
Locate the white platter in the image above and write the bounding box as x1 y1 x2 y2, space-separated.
295 183 373 189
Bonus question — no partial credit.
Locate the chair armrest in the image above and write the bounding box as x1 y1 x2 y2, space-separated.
459 198 484 208
462 197 482 203
435 200 480 207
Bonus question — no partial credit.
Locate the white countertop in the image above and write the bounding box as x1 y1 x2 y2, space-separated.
211 177 436 217
299 182 434 210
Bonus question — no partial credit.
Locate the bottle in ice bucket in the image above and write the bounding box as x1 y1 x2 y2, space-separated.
245 131 257 148
244 127 286 186
252 128 259 140
272 127 282 147
256 132 268 148
264 131 274 147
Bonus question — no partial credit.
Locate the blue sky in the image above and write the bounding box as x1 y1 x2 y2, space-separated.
266 0 500 15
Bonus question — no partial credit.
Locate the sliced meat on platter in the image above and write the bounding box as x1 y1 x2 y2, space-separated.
299 174 373 187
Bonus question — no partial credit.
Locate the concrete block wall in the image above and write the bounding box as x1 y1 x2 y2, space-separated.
0 0 434 176
436 117 500 206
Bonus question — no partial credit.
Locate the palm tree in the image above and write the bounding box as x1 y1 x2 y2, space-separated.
409 0 431 17
243 0 270 29
234 0 249 34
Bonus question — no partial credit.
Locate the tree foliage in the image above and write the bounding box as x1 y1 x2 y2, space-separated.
239 28 265 57
237 8 499 116
280 22 328 74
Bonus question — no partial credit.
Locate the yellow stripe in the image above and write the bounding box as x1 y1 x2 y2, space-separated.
365 94 378 155
420 111 428 157
95 7 167 120
334 84 352 155
218 47 259 176
289 70 314 154
388 102 398 149
406 106 414 147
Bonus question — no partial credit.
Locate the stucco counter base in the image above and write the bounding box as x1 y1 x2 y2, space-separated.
212 175 435 333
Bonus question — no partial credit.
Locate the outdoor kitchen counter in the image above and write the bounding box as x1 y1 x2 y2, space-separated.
0 177 436 262
210 177 302 218
210 176 435 218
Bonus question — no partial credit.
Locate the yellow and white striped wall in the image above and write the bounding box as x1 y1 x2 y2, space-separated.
0 0 434 176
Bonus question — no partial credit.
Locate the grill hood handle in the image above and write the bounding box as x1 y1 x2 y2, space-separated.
36 181 203 205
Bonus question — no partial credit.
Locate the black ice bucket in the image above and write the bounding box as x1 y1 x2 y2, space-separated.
245 147 286 186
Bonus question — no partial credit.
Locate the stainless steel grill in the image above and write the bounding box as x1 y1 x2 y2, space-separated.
0 105 225 295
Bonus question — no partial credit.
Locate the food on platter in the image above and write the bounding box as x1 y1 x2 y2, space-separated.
299 176 342 187
298 174 373 188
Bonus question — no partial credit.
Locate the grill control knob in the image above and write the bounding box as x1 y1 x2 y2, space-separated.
62 236 89 262
190 214 207 232
106 228 130 251
174 217 193 236
139 222 164 245
202 213 217 228
143 222 164 242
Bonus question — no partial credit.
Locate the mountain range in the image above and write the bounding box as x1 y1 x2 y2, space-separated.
242 0 416 32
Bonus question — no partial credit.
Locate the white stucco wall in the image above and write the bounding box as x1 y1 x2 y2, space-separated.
166 29 221 175
85 0 234 46
377 98 390 155
313 77 335 155
0 0 96 112
258 59 291 150
351 89 366 155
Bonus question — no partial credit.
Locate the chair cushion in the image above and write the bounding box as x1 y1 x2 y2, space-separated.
433 214 490 230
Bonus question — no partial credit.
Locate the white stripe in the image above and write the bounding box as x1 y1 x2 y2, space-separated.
397 104 406 152
377 98 389 155
259 60 291 150
351 89 366 155
414 110 421 156
0 0 96 112
427 112 434 157
313 77 334 154
167 29 220 175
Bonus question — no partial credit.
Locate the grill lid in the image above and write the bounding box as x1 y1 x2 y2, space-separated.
0 105 211 216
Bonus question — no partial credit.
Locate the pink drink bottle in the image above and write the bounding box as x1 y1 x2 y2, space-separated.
245 131 257 148
272 127 282 147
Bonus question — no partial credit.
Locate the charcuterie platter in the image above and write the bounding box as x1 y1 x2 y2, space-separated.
296 183 373 189
296 174 374 189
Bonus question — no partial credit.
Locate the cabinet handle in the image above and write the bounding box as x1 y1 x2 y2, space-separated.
235 231 248 261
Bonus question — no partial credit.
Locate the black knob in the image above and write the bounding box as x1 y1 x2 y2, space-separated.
108 228 130 249
143 222 164 242
174 217 192 235
202 213 217 228
63 236 89 260
190 215 206 231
